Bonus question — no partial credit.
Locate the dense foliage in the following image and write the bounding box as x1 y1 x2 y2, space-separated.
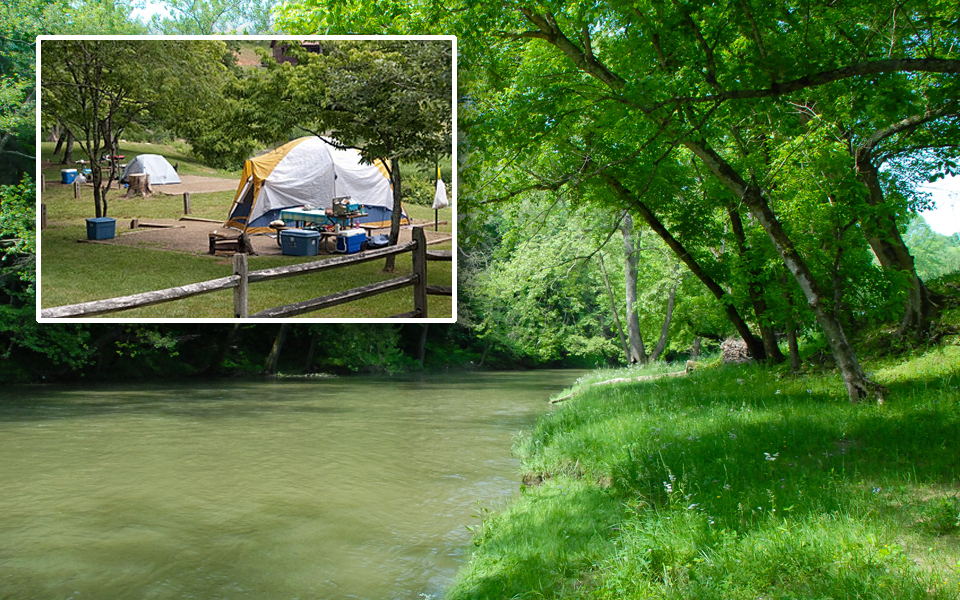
2 1 959 385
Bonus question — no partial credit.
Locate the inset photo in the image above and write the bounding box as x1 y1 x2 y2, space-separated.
37 36 455 322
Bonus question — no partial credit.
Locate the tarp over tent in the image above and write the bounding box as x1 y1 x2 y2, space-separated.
224 136 404 235
120 154 181 185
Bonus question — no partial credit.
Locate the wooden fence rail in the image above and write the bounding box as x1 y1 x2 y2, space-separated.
40 227 451 319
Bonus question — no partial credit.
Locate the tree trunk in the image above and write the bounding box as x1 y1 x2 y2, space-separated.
728 207 785 363
852 113 947 338
687 139 883 402
691 335 702 360
649 261 680 362
477 337 492 368
857 160 936 336
780 273 802 373
304 331 319 373
603 173 767 361
598 252 630 361
620 213 647 364
384 156 403 272
207 323 242 375
91 163 105 218
417 324 429 367
264 323 289 375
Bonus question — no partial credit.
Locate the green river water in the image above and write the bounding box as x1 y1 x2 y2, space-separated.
0 370 583 600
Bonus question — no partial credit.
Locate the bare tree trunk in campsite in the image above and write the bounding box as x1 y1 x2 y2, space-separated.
264 323 289 375
598 252 630 361
649 262 680 362
384 157 403 272
61 130 74 165
621 212 647 364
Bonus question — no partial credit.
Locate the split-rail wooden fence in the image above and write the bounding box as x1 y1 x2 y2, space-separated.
40 227 452 319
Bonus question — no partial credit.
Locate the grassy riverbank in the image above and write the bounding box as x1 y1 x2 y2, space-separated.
447 346 960 599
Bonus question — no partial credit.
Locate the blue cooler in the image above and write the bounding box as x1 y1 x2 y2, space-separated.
61 169 78 184
85 217 116 240
281 229 320 256
336 229 366 254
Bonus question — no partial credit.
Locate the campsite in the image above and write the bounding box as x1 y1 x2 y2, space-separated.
38 139 454 319
37 39 454 319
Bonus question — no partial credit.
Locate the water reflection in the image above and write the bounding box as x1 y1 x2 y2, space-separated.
0 370 582 599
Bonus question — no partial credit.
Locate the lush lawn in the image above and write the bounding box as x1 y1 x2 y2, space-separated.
39 140 242 182
38 140 455 319
447 345 960 599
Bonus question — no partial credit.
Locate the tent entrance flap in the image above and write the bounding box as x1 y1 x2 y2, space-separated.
225 177 255 231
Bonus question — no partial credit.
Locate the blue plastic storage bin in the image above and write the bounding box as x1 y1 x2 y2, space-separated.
281 229 320 256
86 217 116 240
61 169 78 184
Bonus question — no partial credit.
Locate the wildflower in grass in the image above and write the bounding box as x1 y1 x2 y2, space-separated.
764 452 779 461
775 389 782 394
664 482 673 493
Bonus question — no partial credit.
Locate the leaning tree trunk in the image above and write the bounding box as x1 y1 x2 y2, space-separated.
688 140 883 403
598 252 631 361
603 174 767 361
620 212 648 364
728 207 785 363
649 261 681 362
853 112 948 338
264 323 289 375
857 160 937 336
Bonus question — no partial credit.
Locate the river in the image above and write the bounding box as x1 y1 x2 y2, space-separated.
0 370 582 600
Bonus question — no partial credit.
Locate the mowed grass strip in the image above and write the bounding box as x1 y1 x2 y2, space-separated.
41 227 452 318
448 346 960 600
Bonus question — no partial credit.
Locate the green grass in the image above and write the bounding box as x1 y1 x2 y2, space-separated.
39 140 242 182
38 139 454 318
447 346 960 599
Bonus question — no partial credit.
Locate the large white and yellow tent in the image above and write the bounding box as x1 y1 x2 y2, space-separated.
224 136 402 234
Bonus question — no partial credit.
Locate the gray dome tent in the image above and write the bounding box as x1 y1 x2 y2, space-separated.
120 154 181 185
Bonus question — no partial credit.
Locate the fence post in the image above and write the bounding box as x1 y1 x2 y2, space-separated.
41 204 47 230
73 180 80 199
183 192 191 214
412 226 427 318
233 253 248 318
